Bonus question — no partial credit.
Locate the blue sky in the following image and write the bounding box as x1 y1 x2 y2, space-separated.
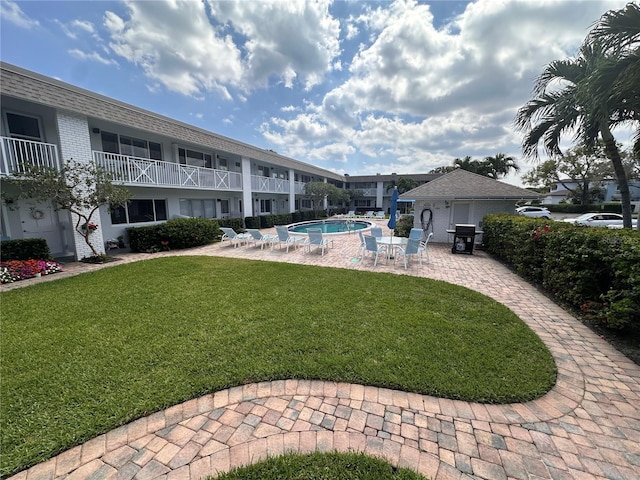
0 0 632 185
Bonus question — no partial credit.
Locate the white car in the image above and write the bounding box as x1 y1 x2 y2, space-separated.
516 206 551 219
563 213 630 227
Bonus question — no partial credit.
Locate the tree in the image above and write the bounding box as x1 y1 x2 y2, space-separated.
304 182 346 215
521 145 612 205
453 156 488 175
429 165 456 174
515 36 635 227
386 177 419 194
483 153 520 179
3 159 131 257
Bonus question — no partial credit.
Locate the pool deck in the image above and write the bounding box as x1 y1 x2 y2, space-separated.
5 220 640 480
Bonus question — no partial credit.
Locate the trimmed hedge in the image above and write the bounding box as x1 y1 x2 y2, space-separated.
482 214 639 330
127 218 221 253
543 203 636 214
0 238 53 261
245 211 319 229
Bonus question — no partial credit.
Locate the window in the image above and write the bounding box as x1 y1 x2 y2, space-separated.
179 198 216 218
101 132 162 160
355 199 372 207
111 199 167 224
260 199 271 212
6 112 42 141
178 148 212 168
220 200 229 215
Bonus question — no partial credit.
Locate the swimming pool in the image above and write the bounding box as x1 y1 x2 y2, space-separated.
288 219 372 234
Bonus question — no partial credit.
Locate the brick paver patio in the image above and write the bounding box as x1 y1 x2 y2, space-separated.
5 220 640 479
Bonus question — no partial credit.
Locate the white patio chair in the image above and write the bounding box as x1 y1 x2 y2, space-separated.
409 228 423 240
375 211 386 219
246 228 277 250
370 226 383 238
273 226 305 252
395 237 423 269
304 228 334 256
363 211 375 219
363 234 387 266
220 227 250 248
419 232 434 263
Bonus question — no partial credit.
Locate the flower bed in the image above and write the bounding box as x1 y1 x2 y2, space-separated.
0 259 63 284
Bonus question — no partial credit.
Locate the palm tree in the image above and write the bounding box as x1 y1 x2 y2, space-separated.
515 40 635 227
483 153 520 179
588 2 640 157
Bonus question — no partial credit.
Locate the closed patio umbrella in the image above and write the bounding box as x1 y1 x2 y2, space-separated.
387 187 398 234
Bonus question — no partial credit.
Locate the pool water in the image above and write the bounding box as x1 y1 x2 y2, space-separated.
289 220 371 234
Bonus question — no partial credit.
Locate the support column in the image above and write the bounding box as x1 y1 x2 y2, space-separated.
241 157 253 218
56 110 105 259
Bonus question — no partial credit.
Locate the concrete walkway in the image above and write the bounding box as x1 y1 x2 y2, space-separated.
6 222 640 480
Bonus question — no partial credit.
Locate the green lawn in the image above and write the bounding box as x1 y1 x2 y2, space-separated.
1 256 556 477
210 452 426 479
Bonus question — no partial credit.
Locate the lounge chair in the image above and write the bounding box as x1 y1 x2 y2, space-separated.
220 227 250 248
246 228 277 250
363 211 374 219
363 234 387 266
395 238 423 269
304 228 334 256
375 211 386 219
273 226 305 252
346 210 356 218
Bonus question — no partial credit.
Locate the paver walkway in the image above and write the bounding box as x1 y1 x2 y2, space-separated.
6 221 640 480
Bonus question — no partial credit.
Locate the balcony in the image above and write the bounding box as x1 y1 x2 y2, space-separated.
1 137 61 175
93 152 243 191
251 175 290 194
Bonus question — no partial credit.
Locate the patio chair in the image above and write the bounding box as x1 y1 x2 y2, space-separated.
363 234 387 266
395 238 423 269
363 211 375 219
274 226 305 253
370 226 383 238
357 230 367 258
409 228 423 240
419 232 434 263
375 211 386 219
346 210 356 218
246 228 277 250
220 227 250 248
304 228 334 256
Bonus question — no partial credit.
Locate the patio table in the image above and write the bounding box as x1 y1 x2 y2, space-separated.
376 236 408 261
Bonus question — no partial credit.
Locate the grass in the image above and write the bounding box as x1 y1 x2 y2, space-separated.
0 256 556 477
209 451 426 479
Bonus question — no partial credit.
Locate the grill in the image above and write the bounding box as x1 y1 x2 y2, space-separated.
452 224 478 255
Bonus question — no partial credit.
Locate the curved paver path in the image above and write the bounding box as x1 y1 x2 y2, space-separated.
6 222 640 480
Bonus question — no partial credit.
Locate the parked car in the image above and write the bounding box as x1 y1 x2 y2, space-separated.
516 206 551 219
562 212 632 227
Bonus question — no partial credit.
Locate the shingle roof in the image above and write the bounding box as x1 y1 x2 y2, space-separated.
399 169 540 200
0 62 342 180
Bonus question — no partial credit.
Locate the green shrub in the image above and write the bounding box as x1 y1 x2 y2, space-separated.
128 218 220 252
0 238 53 261
394 215 414 237
483 214 640 330
216 218 244 231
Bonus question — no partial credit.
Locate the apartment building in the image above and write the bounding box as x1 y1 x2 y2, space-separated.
0 62 435 260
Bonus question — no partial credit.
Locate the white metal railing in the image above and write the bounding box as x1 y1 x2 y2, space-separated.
0 137 61 175
93 151 243 191
251 175 290 193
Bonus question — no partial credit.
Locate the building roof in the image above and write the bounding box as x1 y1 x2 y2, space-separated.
346 173 441 183
0 62 343 180
400 169 540 200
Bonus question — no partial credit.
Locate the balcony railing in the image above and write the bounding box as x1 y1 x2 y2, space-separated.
93 152 243 191
1 137 61 175
251 175 290 194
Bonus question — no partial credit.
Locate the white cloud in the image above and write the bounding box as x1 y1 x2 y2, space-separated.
68 48 118 66
263 0 630 175
0 0 39 29
100 0 341 97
